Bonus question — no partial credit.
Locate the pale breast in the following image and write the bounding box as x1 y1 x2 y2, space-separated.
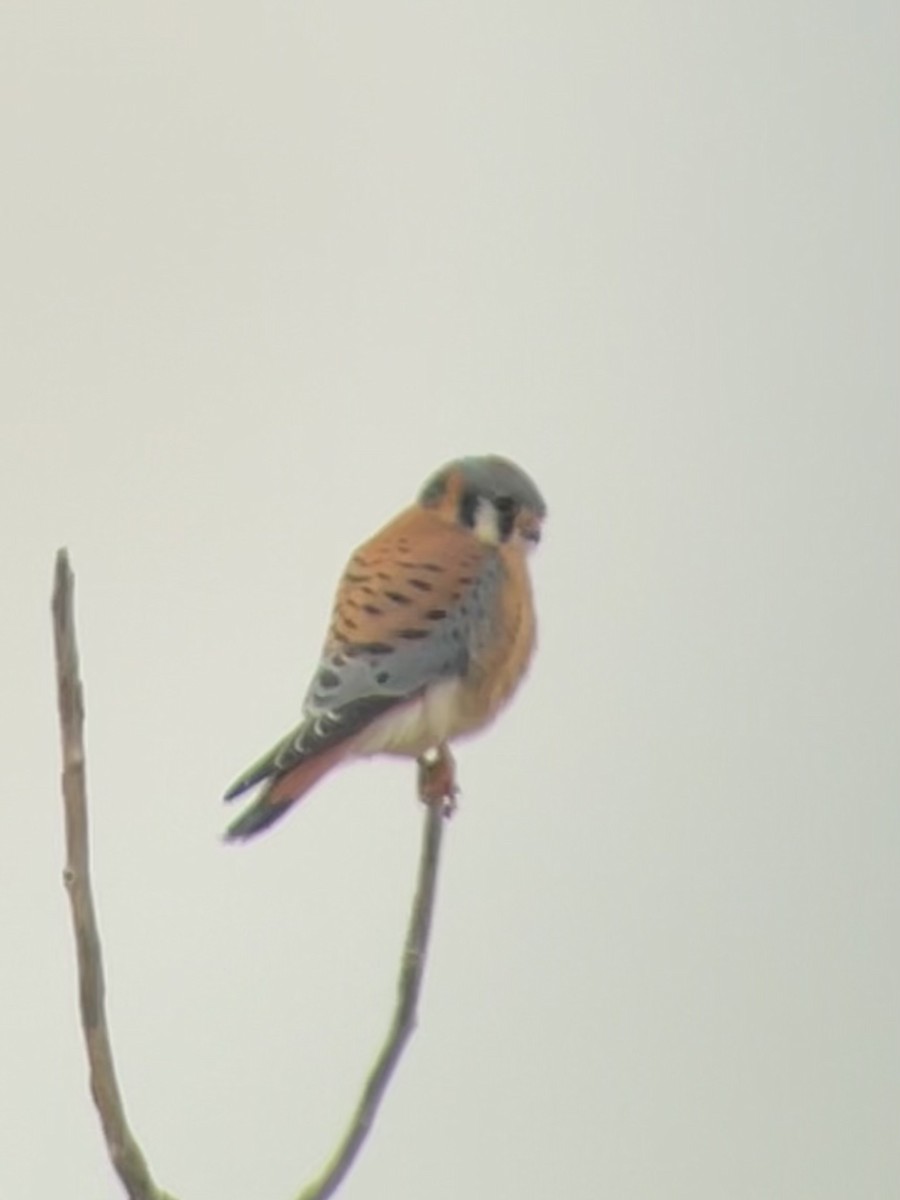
352 677 466 758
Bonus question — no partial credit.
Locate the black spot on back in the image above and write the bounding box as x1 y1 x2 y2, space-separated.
399 560 445 573
408 578 433 592
385 590 412 605
361 603 383 616
425 608 448 620
397 628 429 640
345 641 395 656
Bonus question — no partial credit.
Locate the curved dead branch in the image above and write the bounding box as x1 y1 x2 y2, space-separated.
297 802 445 1200
51 549 446 1200
52 549 175 1200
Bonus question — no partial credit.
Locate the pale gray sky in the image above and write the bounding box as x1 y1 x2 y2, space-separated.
2 2 898 1198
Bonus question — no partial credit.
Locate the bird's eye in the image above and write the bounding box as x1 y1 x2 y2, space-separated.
492 494 518 539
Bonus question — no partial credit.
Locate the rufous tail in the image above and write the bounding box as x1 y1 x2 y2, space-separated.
224 745 345 841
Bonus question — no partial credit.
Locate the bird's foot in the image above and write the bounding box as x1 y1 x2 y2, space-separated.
417 746 459 817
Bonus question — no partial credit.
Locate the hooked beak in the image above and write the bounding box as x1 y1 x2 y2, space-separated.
517 512 543 545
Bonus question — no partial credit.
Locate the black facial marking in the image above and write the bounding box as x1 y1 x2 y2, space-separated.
459 489 479 529
494 495 517 540
317 668 341 690
375 670 390 685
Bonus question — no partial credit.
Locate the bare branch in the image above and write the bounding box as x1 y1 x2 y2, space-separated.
53 548 447 1200
296 797 447 1200
52 549 176 1200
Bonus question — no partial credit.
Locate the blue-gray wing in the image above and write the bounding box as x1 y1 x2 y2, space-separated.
224 549 503 800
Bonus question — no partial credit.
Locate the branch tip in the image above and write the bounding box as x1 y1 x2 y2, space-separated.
52 552 171 1200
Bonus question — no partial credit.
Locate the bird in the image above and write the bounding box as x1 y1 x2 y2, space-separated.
223 454 547 841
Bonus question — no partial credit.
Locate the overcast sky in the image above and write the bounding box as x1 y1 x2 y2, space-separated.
2 2 898 1198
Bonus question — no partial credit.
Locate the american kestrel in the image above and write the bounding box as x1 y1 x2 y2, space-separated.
223 455 546 840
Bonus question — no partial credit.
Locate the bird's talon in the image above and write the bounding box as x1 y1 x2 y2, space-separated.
417 747 459 817
440 790 459 819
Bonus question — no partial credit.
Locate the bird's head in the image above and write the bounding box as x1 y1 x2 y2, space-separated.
418 455 547 550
